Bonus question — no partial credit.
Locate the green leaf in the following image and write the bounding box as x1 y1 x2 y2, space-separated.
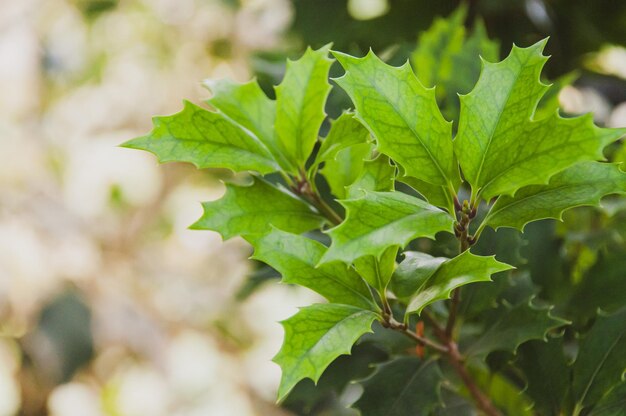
122 101 279 173
462 299 568 359
454 39 626 200
249 229 375 310
483 162 626 231
273 303 378 402
404 251 513 316
315 112 371 165
398 175 454 212
391 252 447 299
534 71 579 120
203 78 291 171
354 246 398 293
191 178 324 239
469 366 534 416
412 4 467 90
275 45 333 171
346 154 396 198
572 308 626 409
332 50 460 188
320 191 454 265
590 382 626 416
516 338 570 415
353 357 442 416
321 143 373 199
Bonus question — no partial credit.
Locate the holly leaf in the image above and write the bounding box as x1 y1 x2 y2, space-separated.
354 246 398 293
122 100 279 174
353 357 442 416
321 143 373 199
346 154 396 198
203 78 291 171
404 251 513 316
320 191 454 265
454 39 626 201
590 381 626 416
462 299 568 359
191 178 324 239
391 252 447 299
572 308 626 409
315 112 371 166
483 162 626 231
398 175 454 212
249 229 376 310
273 303 378 402
275 45 333 171
516 338 570 415
332 50 460 188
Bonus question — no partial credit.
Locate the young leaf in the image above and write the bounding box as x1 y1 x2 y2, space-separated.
516 338 570 415
572 308 626 409
398 175 454 212
321 143 373 199
320 191 454 265
273 303 378 402
454 39 626 200
275 45 333 171
483 161 626 231
346 154 396 198
314 112 371 165
249 229 376 310
353 357 442 416
353 246 398 293
203 78 291 171
332 50 460 188
404 251 513 316
122 100 279 174
462 299 568 359
391 252 447 299
191 178 324 239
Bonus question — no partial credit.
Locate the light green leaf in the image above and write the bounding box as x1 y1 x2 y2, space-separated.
454 39 626 200
534 71 579 120
191 178 324 239
353 357 442 416
470 366 534 416
332 50 460 188
354 246 398 293
321 143 373 199
346 154 396 198
320 191 454 265
122 100 279 174
412 4 467 90
590 382 626 416
483 162 626 231
203 78 292 171
404 251 513 316
572 308 626 409
273 303 378 402
315 112 371 165
275 45 333 170
249 229 375 310
398 175 454 212
462 299 568 359
391 252 447 299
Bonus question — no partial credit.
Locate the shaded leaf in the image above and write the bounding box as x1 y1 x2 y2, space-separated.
320 191 454 265
274 303 378 401
191 178 324 239
346 154 396 198
391 252 447 299
315 111 371 165
354 246 398 293
463 299 568 359
572 308 626 409
250 229 375 310
353 357 442 416
398 175 454 212
322 143 372 199
122 100 279 173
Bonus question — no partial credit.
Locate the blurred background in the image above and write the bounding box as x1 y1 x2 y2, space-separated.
1 0 625 415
